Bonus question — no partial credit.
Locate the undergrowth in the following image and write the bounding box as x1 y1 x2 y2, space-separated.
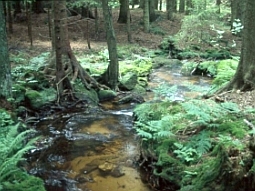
0 110 45 191
134 87 255 190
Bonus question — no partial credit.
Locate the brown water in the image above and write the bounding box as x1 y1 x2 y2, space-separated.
27 105 152 191
27 65 211 191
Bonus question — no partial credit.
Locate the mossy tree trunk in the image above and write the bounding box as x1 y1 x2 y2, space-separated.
0 2 12 98
52 0 103 103
219 0 255 92
101 0 119 90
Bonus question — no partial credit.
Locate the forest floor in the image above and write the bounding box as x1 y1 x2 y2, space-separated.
7 7 253 109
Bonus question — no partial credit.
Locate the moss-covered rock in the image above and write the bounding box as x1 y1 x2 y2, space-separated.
152 57 182 69
25 88 56 110
97 89 117 101
119 72 138 90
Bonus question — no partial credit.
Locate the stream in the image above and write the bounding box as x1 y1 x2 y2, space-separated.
27 64 212 191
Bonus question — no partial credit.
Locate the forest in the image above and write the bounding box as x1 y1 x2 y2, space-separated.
0 0 255 191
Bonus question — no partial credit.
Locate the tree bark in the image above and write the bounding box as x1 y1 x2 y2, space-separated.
26 2 33 47
118 0 128 23
179 0 185 13
0 1 12 98
51 0 103 103
143 0 150 32
219 0 255 91
166 0 174 20
149 0 157 22
230 0 245 31
32 0 44 14
101 0 119 90
127 0 132 42
7 2 13 34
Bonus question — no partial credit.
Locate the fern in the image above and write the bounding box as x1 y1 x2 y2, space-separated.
187 131 212 157
0 110 45 190
181 99 228 125
135 115 175 141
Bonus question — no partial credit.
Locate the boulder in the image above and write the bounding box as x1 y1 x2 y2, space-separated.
119 72 138 90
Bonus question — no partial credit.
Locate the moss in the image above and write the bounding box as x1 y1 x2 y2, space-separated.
191 145 228 190
97 90 116 101
154 150 185 187
213 59 238 86
218 120 248 139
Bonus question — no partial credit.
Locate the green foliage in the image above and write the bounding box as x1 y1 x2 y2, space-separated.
212 59 238 86
11 52 51 105
153 84 179 101
159 36 176 53
0 110 45 191
217 134 244 150
135 115 175 141
2 169 45 191
173 143 198 163
150 25 166 36
187 131 212 157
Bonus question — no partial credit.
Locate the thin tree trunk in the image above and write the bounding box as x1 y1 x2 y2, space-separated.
179 0 185 13
94 7 99 40
26 2 33 47
127 0 132 42
143 0 150 32
7 2 13 34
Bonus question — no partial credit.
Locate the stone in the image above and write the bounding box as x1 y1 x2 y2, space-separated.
119 72 138 90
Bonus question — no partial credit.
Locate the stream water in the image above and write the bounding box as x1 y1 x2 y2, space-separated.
27 65 211 191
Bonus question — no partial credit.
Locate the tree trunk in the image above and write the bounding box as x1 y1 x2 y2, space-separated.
179 0 185 13
166 0 174 20
26 2 33 47
3 1 6 17
127 0 132 42
154 0 158 10
14 1 22 18
185 0 193 15
7 2 13 34
139 0 144 8
118 0 128 23
219 0 255 91
51 0 103 103
101 0 119 90
143 0 150 32
230 0 245 31
159 0 163 10
216 0 221 13
0 1 12 98
149 0 157 22
32 0 44 14
94 7 99 40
